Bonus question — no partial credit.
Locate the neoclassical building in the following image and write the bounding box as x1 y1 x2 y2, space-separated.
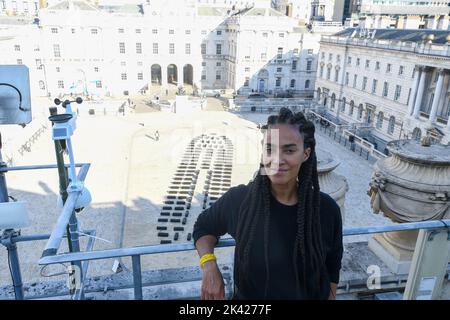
315 28 450 147
0 0 337 98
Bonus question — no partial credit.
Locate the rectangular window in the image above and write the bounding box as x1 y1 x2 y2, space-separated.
57 80 64 88
328 53 332 61
383 82 389 97
244 67 250 72
121 73 127 80
169 43 175 54
276 77 281 87
345 72 349 85
51 27 58 34
216 71 221 80
216 62 221 67
320 66 324 78
279 33 284 38
152 29 158 34
386 63 391 73
202 62 206 67
120 61 126 66
201 30 207 35
118 28 124 33
353 74 357 88
277 47 283 59
185 43 191 54
56 67 60 72
91 29 98 34
137 72 143 80
94 67 99 72
292 60 297 71
394 85 401 101
399 66 404 76
137 61 143 66
365 59 370 68
153 43 158 54
244 77 249 87
136 43 142 54
119 42 125 54
372 79 378 94
17 59 22 65
307 49 313 54
262 32 268 38
96 81 102 88
321 52 325 59
201 74 206 80
277 67 282 72
36 59 42 69
375 61 380 70
216 44 222 55
362 77 367 91
53 44 61 57
185 30 191 35
169 29 174 34
336 55 341 63
14 45 20 51
347 56 352 65
306 60 312 71
293 48 299 55
217 30 222 35
201 43 206 54
356 58 360 66
135 29 141 34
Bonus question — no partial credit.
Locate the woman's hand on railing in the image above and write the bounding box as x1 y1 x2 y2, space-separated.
201 260 225 300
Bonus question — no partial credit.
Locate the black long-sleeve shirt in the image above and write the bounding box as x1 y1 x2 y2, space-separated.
193 184 343 300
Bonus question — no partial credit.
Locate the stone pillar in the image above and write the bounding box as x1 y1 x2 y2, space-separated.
407 66 421 116
161 65 168 87
413 67 428 118
428 69 445 124
178 65 184 87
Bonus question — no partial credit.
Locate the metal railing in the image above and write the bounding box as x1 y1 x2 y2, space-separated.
307 110 388 161
35 218 450 300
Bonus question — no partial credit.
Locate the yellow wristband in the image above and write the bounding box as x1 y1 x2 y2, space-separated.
200 253 217 268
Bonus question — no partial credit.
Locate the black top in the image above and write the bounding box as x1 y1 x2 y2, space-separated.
193 184 343 300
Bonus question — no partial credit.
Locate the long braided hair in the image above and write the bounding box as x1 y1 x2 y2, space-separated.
235 107 328 299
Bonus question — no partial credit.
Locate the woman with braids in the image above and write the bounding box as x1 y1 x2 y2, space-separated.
193 107 343 300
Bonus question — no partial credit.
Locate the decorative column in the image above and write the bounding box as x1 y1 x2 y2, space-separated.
412 66 428 118
407 66 421 116
428 69 445 124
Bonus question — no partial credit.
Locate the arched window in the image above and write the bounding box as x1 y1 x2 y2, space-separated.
341 97 346 112
376 112 384 129
290 79 296 88
358 104 364 120
305 79 310 89
388 116 396 135
349 101 354 116
412 127 421 140
331 93 336 109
